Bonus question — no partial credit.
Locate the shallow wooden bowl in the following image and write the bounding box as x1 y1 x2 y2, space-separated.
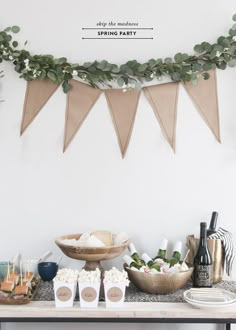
125 266 193 294
55 234 129 270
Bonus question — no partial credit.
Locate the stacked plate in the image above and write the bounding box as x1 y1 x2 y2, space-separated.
184 288 236 309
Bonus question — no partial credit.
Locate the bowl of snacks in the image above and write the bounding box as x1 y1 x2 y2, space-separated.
55 231 129 271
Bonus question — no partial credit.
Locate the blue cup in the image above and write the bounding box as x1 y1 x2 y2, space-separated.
0 262 13 279
38 262 58 281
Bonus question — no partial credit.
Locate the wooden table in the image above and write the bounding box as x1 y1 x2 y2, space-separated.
0 301 235 329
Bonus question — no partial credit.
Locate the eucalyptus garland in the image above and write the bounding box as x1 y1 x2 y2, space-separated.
1 14 236 93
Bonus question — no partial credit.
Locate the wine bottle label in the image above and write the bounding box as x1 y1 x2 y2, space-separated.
194 265 213 287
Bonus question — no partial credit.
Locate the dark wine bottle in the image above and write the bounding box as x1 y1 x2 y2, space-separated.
207 211 218 236
193 222 213 288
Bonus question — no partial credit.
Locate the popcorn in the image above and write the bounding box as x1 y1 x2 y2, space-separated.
53 268 79 283
78 268 101 284
103 267 129 286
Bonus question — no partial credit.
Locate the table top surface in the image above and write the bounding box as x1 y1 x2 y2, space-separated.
0 301 236 321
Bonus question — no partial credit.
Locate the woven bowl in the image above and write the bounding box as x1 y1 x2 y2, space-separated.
55 233 129 270
125 266 193 294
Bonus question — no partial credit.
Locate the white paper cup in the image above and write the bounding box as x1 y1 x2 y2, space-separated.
104 283 126 307
54 281 76 307
78 282 100 308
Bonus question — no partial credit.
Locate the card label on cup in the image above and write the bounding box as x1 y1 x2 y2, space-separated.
56 287 72 302
81 287 97 302
107 287 123 302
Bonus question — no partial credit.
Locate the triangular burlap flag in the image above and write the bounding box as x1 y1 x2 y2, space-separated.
105 89 141 158
21 79 60 134
144 83 179 151
64 80 102 151
182 70 220 142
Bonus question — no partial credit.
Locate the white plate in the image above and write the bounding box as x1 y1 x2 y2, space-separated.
185 299 236 309
184 289 236 308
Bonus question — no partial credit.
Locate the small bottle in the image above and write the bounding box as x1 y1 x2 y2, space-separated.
153 238 168 261
128 243 145 266
123 255 142 270
141 253 161 271
193 222 213 288
207 211 218 237
169 241 182 267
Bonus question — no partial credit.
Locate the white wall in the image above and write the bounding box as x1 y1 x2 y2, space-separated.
1 0 236 329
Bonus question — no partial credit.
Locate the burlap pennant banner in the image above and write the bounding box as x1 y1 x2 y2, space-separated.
182 70 220 142
64 80 102 151
105 89 141 158
20 72 221 156
21 79 60 135
144 83 179 152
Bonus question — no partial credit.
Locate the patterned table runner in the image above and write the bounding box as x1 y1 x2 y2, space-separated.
33 280 236 302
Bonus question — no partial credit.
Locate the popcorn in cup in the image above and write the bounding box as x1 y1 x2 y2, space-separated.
78 268 101 308
103 267 129 307
53 268 79 307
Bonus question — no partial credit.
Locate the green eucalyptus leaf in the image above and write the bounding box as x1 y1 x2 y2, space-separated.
47 71 57 83
134 81 142 90
232 13 236 21
202 72 210 80
62 81 72 93
96 60 108 70
194 44 203 53
164 57 172 64
137 64 148 72
209 50 217 59
148 59 156 67
88 66 96 73
11 26 20 33
156 58 163 65
38 70 46 80
184 73 192 82
174 53 183 63
171 72 181 81
201 42 211 51
203 63 212 71
228 58 236 67
57 57 67 64
229 28 236 36
83 62 92 68
192 63 202 71
223 53 231 62
12 41 18 47
212 44 223 52
117 77 125 87
111 66 120 73
217 62 227 70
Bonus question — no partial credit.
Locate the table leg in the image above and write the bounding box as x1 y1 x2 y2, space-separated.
226 323 231 330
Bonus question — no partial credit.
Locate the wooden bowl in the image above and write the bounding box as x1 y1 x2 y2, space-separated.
55 233 129 271
125 266 193 294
